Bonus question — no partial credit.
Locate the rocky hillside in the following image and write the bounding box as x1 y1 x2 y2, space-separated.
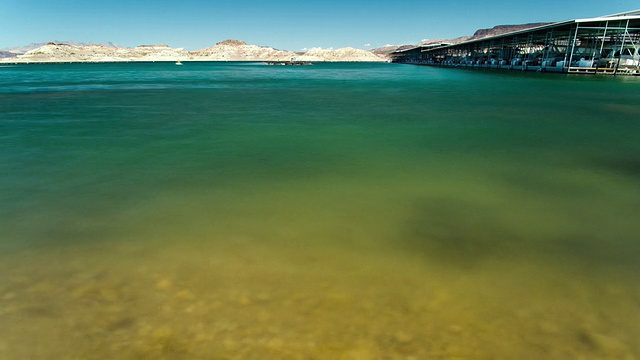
296 47 383 62
189 40 297 61
7 42 188 62
1 40 387 63
0 40 121 56
470 23 551 39
0 50 16 58
370 44 415 56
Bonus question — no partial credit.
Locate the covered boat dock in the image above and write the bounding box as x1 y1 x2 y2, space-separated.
392 10 640 75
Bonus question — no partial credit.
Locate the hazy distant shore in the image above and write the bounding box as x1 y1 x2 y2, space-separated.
0 40 388 64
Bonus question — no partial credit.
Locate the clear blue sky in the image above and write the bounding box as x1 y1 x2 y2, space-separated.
1 0 637 51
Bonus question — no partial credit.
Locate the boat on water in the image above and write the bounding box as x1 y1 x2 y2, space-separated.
598 45 640 68
175 60 183 66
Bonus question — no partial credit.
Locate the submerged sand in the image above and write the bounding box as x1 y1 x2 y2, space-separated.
1 171 638 359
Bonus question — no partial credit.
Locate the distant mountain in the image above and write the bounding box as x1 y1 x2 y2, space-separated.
1 39 387 63
0 50 17 58
214 39 248 47
469 23 551 39
297 47 383 62
0 42 48 54
191 40 385 62
0 41 123 55
47 40 123 48
370 44 413 56
6 42 188 63
190 39 297 61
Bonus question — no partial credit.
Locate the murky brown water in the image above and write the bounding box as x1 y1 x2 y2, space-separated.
2 161 639 359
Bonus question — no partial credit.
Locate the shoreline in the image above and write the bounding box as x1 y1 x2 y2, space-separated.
0 41 389 64
0 59 388 65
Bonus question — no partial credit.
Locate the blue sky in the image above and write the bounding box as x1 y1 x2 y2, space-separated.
1 0 637 51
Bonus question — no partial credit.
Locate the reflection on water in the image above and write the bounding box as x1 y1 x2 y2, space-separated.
0 63 639 358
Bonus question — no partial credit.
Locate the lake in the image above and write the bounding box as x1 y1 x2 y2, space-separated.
1 62 639 358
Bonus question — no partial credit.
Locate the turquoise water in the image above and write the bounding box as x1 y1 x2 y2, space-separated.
1 62 639 358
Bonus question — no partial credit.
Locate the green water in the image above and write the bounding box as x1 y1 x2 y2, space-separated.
1 62 639 359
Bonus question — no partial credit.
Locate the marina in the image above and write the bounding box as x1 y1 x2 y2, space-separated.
392 9 640 75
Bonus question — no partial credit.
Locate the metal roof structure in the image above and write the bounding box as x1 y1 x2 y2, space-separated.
392 9 640 75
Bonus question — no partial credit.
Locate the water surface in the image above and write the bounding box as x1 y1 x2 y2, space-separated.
1 62 639 358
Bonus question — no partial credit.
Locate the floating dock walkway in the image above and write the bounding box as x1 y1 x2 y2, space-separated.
263 61 313 65
392 9 640 75
263 59 312 66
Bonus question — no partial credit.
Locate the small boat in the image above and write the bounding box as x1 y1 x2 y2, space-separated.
175 60 183 66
